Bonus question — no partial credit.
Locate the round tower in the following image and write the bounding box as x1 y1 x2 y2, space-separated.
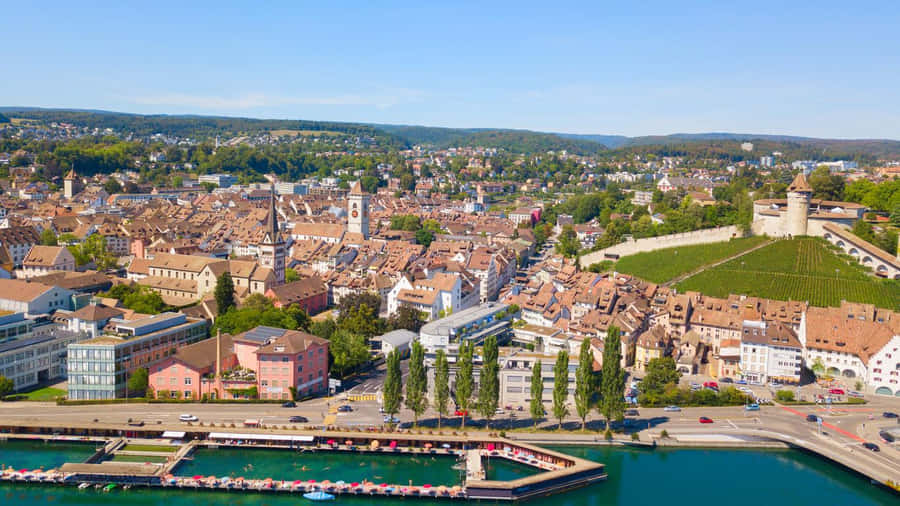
785 172 812 237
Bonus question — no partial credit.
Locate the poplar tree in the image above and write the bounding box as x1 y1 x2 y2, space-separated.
529 360 544 428
434 349 450 428
382 349 402 421
405 341 427 427
552 350 569 429
599 326 626 431
214 272 235 313
477 335 500 427
455 340 474 428
574 338 595 430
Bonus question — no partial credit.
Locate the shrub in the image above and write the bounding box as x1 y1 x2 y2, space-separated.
631 432 640 441
775 390 795 402
660 429 669 439
604 429 613 441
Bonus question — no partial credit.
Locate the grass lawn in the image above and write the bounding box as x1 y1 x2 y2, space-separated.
612 236 769 284
20 386 66 401
676 238 900 309
109 454 169 463
121 444 179 453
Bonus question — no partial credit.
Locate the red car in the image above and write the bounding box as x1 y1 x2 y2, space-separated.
454 409 468 417
699 417 714 424
703 381 718 389
828 388 845 395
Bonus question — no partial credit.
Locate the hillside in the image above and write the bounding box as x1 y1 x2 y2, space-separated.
373 124 609 155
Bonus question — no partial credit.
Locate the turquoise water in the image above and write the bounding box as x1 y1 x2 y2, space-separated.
483 457 540 481
0 441 898 504
0 440 97 470
176 447 461 486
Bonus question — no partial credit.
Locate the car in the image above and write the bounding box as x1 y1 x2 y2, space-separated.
378 406 386 413
663 405 681 412
289 416 309 423
806 414 819 422
768 381 781 388
179 414 198 422
127 420 145 427
735 379 748 385
720 377 733 383
383 416 400 424
848 391 864 398
738 386 753 393
862 442 880 452
337 405 353 412
703 381 718 389
625 409 640 416
879 430 896 443
828 388 845 395
883 412 899 419
494 408 505 415
699 417 714 424
744 403 760 412
454 409 469 417
690 382 701 389
281 401 296 408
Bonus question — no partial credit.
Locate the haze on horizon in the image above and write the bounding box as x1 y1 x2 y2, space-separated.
2 1 898 140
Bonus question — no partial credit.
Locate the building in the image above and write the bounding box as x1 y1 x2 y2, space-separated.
149 331 237 401
0 226 41 267
135 253 275 305
198 173 238 188
0 279 74 315
387 272 465 321
66 312 208 400
264 276 328 315
497 348 578 409
57 303 125 339
419 302 510 353
347 181 370 240
258 186 286 285
275 182 308 195
63 169 79 199
656 176 713 194
739 320 803 384
20 245 76 278
379 329 416 358
0 312 81 392
633 326 670 373
234 326 329 400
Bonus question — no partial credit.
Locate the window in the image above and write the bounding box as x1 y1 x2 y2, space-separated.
184 377 192 385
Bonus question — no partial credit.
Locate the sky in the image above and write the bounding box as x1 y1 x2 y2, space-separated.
2 1 899 139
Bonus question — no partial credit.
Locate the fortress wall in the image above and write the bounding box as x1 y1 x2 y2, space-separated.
580 225 743 266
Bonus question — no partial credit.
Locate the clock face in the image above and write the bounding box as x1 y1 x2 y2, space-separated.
352 210 359 218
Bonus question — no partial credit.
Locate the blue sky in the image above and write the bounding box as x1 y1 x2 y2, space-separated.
2 1 898 138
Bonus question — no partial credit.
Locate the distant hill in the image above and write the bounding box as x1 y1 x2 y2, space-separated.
372 124 609 155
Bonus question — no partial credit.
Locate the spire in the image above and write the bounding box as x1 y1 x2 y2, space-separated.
349 180 366 195
265 183 280 242
787 172 812 193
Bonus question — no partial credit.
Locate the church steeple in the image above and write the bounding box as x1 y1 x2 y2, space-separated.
259 184 286 285
264 184 280 244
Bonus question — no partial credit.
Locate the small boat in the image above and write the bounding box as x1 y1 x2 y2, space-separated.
303 490 335 501
103 483 117 492
78 483 90 490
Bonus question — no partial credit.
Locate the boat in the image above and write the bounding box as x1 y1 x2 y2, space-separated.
303 490 335 501
103 483 117 492
78 483 90 490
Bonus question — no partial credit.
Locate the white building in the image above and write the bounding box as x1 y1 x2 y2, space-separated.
739 320 803 384
0 279 74 315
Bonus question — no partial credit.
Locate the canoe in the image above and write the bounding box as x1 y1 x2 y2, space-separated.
303 490 335 501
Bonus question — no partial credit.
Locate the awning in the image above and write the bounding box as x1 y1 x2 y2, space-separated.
208 432 314 442
161 431 186 439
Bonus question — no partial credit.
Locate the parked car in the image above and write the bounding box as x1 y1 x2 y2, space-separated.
289 416 308 423
699 417 714 424
828 388 846 395
127 420 145 427
281 401 296 408
720 378 733 383
690 382 701 389
744 403 760 412
383 416 400 424
179 414 198 422
806 414 819 422
862 442 880 452
663 405 681 412
625 409 640 416
735 379 748 385
494 408 505 415
703 381 718 389
848 391 864 398
883 412 899 419
879 430 895 443
454 409 469 417
337 405 353 412
768 381 781 388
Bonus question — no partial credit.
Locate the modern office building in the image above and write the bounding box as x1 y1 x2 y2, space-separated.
198 173 239 188
419 302 510 354
66 312 207 400
0 311 81 392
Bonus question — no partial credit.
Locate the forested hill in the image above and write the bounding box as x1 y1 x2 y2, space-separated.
371 124 609 155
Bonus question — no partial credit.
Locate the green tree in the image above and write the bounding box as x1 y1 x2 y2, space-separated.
530 360 544 427
599 326 626 429
388 305 424 332
40 228 58 246
775 390 795 402
415 228 435 247
171 175 183 188
642 357 681 395
127 367 149 397
810 357 826 377
284 268 300 282
552 350 570 428
891 205 900 227
103 178 123 194
555 225 580 258
382 349 402 420
329 329 370 378
310 318 337 340
808 166 844 201
0 375 14 398
434 349 450 428
574 338 595 430
477 335 500 427
338 302 380 339
455 340 474 428
214 272 236 313
405 341 428 427
852 219 876 243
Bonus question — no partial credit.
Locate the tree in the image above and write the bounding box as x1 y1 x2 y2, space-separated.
214 272 236 313
574 338 595 430
329 329 370 378
103 178 123 194
67 233 116 270
338 302 380 339
810 357 826 377
101 284 168 314
0 375 14 398
808 166 844 201
455 340 474 428
529 360 544 427
40 228 58 246
599 326 626 429
891 205 900 227
434 349 450 428
388 305 425 332
642 357 681 395
382 350 402 421
127 367 149 397
552 350 570 428
477 335 500 427
171 175 183 188
555 225 580 258
405 341 428 427
285 268 300 283
415 228 435 247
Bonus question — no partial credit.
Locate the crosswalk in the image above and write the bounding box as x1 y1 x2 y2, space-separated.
347 394 378 402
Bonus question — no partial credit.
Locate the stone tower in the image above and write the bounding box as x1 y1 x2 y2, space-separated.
259 185 286 284
63 168 77 199
348 181 370 240
786 172 812 237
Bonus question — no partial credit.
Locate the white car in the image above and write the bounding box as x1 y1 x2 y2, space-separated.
179 414 199 422
663 405 681 412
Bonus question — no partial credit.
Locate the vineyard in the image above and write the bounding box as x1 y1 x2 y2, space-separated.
612 236 769 284
676 238 900 309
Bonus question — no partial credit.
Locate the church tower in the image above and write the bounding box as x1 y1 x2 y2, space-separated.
348 181 370 240
786 172 812 237
64 168 78 199
259 185 286 284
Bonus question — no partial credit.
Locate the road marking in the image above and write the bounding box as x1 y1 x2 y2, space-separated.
780 406 865 442
727 420 738 429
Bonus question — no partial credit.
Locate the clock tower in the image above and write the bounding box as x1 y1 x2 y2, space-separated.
348 181 370 240
259 185 286 284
